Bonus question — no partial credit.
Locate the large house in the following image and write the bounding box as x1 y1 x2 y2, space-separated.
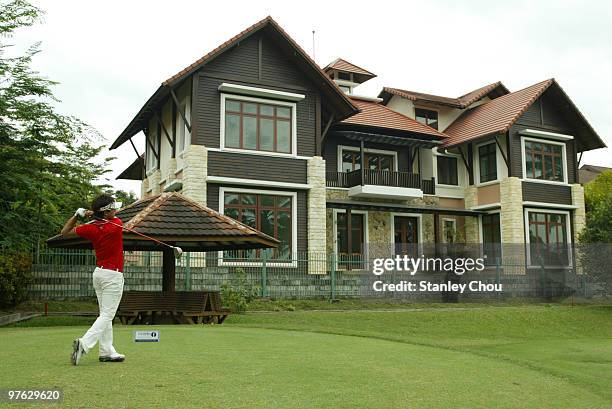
113 16 605 270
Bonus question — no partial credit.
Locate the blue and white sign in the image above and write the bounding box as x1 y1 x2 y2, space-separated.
133 330 160 342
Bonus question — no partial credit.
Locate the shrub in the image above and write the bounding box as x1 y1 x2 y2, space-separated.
220 268 259 314
0 251 33 308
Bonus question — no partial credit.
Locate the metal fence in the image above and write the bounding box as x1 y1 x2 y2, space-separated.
28 247 609 302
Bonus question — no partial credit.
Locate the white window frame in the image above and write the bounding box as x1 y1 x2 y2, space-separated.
337 145 399 173
478 210 502 263
434 149 463 188
176 93 191 159
332 209 369 271
390 213 423 253
219 93 298 158
414 106 439 130
474 140 502 186
523 208 573 268
520 136 569 185
218 186 298 267
442 218 457 243
145 128 159 177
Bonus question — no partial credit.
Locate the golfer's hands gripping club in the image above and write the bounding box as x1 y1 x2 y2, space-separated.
74 208 94 218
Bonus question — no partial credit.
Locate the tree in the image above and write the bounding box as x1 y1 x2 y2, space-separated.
106 189 138 207
0 0 112 251
584 170 612 211
579 172 612 295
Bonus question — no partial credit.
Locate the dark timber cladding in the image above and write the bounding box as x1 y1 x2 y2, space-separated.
509 89 577 182
207 184 308 252
194 33 318 156
522 181 572 205
208 151 307 184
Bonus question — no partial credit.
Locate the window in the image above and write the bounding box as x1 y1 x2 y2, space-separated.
337 72 352 81
224 99 292 154
145 128 159 174
478 143 497 183
394 216 419 255
443 219 457 243
339 85 352 94
437 156 458 185
224 192 292 260
524 140 564 182
336 212 365 270
481 213 501 264
176 95 191 155
527 211 570 266
415 108 439 130
341 150 394 172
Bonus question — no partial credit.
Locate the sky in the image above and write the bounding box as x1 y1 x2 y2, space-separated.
12 0 612 196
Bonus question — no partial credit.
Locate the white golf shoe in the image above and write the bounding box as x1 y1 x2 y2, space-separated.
99 353 125 362
71 338 85 365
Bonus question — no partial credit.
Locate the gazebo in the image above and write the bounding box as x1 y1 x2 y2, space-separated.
47 192 278 323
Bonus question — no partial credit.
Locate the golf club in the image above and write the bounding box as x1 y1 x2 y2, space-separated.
94 217 183 259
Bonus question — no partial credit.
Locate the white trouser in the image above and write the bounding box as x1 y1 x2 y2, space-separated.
80 267 124 356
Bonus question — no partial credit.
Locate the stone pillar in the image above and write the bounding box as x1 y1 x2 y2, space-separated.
307 156 327 274
165 157 177 185
140 176 149 199
148 170 161 195
181 145 207 205
464 186 480 243
499 177 524 244
571 183 586 242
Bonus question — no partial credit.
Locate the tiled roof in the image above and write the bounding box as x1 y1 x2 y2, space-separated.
442 79 554 147
380 81 508 109
323 58 376 78
47 193 279 251
341 97 447 138
579 165 612 184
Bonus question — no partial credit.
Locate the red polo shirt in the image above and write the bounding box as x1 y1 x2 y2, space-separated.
75 217 124 272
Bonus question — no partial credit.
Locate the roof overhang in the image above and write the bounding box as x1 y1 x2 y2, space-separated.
334 130 442 149
116 156 144 180
327 199 484 217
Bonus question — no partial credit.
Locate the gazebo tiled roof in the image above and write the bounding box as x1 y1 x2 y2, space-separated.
47 193 279 251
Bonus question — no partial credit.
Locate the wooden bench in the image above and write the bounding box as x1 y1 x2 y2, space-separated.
116 291 230 325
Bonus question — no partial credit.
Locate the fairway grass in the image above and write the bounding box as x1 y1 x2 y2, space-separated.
0 306 610 408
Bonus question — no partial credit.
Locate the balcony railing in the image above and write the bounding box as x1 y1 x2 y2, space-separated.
326 170 436 195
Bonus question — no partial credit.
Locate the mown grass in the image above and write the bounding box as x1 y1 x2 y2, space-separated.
0 305 610 408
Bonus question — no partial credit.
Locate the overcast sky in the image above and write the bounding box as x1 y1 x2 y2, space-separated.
14 0 612 195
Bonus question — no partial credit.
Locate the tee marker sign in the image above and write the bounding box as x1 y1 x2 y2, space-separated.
133 330 160 342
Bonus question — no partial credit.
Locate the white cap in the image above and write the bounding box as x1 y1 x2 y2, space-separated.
98 201 123 212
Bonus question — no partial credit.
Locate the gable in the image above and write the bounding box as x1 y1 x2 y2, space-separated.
516 88 573 132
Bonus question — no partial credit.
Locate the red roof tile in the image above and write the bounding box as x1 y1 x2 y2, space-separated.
323 58 376 78
341 97 447 138
442 79 554 147
381 81 508 109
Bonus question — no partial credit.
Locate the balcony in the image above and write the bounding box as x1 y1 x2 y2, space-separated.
326 170 435 199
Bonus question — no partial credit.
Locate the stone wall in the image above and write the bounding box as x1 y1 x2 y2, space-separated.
307 156 327 273
181 144 207 205
499 177 524 244
571 183 586 242
463 186 480 243
147 170 161 196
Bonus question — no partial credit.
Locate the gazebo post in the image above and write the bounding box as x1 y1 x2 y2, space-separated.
162 247 176 292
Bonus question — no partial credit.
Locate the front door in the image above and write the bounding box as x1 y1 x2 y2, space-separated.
394 216 418 254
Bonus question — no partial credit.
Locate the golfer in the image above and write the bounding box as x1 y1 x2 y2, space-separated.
61 194 125 365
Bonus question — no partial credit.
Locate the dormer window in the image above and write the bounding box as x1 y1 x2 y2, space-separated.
415 108 439 130
337 71 352 81
339 85 352 94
